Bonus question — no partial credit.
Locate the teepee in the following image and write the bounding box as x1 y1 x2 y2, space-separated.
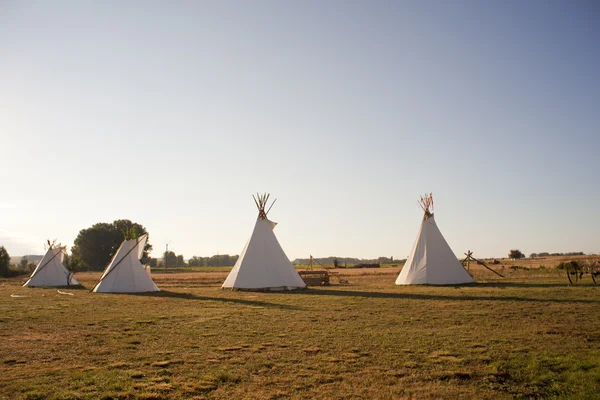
222 193 306 291
92 233 159 293
23 244 79 287
396 194 473 285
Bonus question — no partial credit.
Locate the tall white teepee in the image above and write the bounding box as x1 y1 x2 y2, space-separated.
23 245 79 287
396 194 473 285
223 193 306 291
92 234 159 293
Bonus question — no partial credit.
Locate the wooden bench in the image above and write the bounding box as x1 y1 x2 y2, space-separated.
298 270 330 286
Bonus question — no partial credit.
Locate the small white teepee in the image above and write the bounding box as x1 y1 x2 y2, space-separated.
396 194 473 285
92 234 159 293
223 193 306 291
23 245 79 287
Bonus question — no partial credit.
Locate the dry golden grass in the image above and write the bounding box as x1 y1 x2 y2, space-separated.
1 266 599 399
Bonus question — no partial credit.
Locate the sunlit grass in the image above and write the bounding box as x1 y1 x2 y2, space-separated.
1 269 599 399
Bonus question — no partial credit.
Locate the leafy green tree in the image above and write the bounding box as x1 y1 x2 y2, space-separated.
0 246 10 277
19 256 28 269
206 254 238 266
163 251 177 269
71 220 152 271
176 254 186 267
188 256 206 267
62 252 80 286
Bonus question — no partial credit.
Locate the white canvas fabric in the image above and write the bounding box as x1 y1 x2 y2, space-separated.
223 218 306 290
93 234 159 293
396 214 473 285
23 248 79 287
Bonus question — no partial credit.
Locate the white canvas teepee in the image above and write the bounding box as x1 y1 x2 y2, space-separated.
92 234 159 293
396 194 473 285
23 246 79 287
223 193 306 291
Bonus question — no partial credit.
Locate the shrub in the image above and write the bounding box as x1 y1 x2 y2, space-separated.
0 246 9 277
5 266 30 278
509 249 525 259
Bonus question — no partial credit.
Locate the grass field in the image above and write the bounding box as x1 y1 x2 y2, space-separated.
1 267 599 399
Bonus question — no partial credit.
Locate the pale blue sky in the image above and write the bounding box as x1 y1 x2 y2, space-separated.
1 1 599 259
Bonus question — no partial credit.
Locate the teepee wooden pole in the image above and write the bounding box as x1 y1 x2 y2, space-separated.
265 198 277 216
254 193 271 219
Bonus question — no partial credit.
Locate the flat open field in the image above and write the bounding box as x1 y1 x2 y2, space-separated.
1 268 599 399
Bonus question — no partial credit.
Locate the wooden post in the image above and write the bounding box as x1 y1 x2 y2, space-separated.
466 250 472 272
165 243 168 274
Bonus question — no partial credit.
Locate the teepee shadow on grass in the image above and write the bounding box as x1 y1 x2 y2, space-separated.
477 281 593 289
294 288 596 304
22 283 89 290
122 290 306 310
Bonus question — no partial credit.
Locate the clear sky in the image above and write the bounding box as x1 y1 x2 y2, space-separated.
1 1 599 260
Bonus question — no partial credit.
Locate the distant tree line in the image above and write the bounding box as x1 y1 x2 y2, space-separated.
292 256 406 266
148 253 240 268
188 254 239 267
529 252 585 258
